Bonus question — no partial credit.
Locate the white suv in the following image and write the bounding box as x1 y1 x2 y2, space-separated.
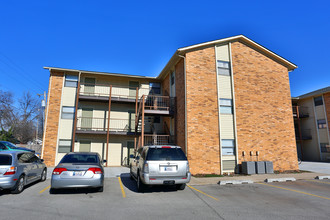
130 145 191 192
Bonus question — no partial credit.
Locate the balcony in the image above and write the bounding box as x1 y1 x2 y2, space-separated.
293 106 309 119
76 117 136 135
136 134 175 148
78 83 150 103
296 129 312 140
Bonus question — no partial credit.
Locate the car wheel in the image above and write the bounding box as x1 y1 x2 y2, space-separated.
49 188 57 194
176 183 186 190
137 173 144 193
11 175 25 194
40 169 47 182
97 186 104 192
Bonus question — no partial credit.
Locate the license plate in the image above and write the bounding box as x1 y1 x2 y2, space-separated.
163 180 175 185
73 171 84 176
164 166 173 171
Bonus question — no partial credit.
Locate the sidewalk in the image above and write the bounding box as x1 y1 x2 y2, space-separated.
189 172 327 185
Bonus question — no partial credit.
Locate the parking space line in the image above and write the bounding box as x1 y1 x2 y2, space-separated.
39 185 50 194
305 179 330 185
257 183 330 201
187 185 219 201
118 177 126 198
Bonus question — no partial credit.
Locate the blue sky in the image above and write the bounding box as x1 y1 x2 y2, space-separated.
0 0 329 102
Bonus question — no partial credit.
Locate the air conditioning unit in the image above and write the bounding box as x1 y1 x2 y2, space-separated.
255 161 265 174
265 161 274 174
242 161 256 175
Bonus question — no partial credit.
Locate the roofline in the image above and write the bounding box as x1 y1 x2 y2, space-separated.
44 67 157 80
295 86 330 99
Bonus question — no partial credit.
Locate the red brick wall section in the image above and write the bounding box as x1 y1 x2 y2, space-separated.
185 47 221 175
161 74 171 135
231 41 298 171
324 92 330 136
175 59 186 153
42 71 64 166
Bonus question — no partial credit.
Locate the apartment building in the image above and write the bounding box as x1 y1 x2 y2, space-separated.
42 35 299 175
293 87 330 161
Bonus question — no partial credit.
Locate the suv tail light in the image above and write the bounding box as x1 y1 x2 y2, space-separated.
4 167 17 175
53 168 67 175
143 162 149 173
186 162 190 173
88 167 102 174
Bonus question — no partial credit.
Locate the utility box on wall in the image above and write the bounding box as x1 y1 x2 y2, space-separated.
265 161 274 174
255 161 265 174
242 161 256 175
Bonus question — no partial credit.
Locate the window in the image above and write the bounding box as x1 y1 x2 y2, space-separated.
217 60 231 76
320 143 330 153
146 148 187 161
221 139 235 156
317 119 327 129
58 140 72 153
60 154 99 163
314 96 323 106
154 116 160 123
61 106 75 119
220 99 233 114
17 153 34 163
0 155 12 165
149 82 161 94
171 72 175 86
65 75 78 87
0 143 8 150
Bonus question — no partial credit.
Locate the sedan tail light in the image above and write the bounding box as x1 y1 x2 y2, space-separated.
4 167 17 175
53 168 67 175
88 167 102 174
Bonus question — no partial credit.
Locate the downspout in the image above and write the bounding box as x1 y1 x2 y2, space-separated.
177 54 187 156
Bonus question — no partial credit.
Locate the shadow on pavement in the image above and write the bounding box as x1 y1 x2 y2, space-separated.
0 180 44 196
120 173 178 194
49 187 101 195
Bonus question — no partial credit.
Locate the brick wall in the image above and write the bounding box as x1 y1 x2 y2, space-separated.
42 71 64 166
324 93 330 136
161 74 171 136
185 47 221 175
231 41 298 171
175 59 186 153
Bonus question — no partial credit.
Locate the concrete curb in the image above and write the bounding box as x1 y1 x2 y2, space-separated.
218 180 254 185
265 177 296 183
316 176 330 180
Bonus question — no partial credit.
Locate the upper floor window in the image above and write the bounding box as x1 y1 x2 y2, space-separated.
314 96 323 106
150 82 161 95
317 119 327 129
61 106 75 119
217 60 231 76
58 140 72 153
65 75 78 87
221 139 235 156
220 98 233 114
320 143 330 153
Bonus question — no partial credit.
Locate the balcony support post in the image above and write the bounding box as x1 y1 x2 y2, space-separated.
141 95 145 147
72 72 81 152
106 85 112 167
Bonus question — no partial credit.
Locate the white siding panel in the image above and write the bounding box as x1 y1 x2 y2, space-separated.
216 44 230 62
91 142 103 157
58 119 73 139
220 115 235 139
315 105 325 119
108 143 122 166
62 87 76 106
218 75 232 99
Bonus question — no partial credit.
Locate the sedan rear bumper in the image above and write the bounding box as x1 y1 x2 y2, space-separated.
51 175 103 189
142 172 191 185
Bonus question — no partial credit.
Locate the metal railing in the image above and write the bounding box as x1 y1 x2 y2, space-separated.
143 134 174 145
76 117 136 132
293 106 309 118
321 145 330 153
295 129 312 140
79 83 150 99
144 95 171 111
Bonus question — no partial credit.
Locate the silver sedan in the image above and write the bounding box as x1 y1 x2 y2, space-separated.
51 152 105 193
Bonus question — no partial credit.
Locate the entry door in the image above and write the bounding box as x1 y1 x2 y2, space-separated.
127 141 135 165
129 81 139 98
80 141 91 152
81 108 93 130
84 78 95 95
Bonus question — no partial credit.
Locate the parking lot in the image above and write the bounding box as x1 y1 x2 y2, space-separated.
1 173 330 220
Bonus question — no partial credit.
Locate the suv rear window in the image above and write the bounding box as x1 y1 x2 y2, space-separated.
146 148 187 161
0 155 12 165
60 154 99 164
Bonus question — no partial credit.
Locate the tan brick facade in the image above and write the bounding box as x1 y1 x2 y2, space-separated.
185 47 221 175
324 93 330 136
231 41 298 171
175 59 186 153
42 71 64 166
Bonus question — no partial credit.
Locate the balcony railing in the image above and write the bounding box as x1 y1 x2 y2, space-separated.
79 83 150 100
76 117 136 133
293 106 309 118
296 129 312 140
143 134 175 145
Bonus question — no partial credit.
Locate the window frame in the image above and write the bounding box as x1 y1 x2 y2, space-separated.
64 75 79 88
219 98 233 114
58 139 72 153
61 106 75 119
314 96 323 106
221 139 235 156
149 82 161 95
317 119 327 129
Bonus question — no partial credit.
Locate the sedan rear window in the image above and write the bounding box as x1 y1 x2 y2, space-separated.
60 154 99 164
0 155 12 165
146 148 187 161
